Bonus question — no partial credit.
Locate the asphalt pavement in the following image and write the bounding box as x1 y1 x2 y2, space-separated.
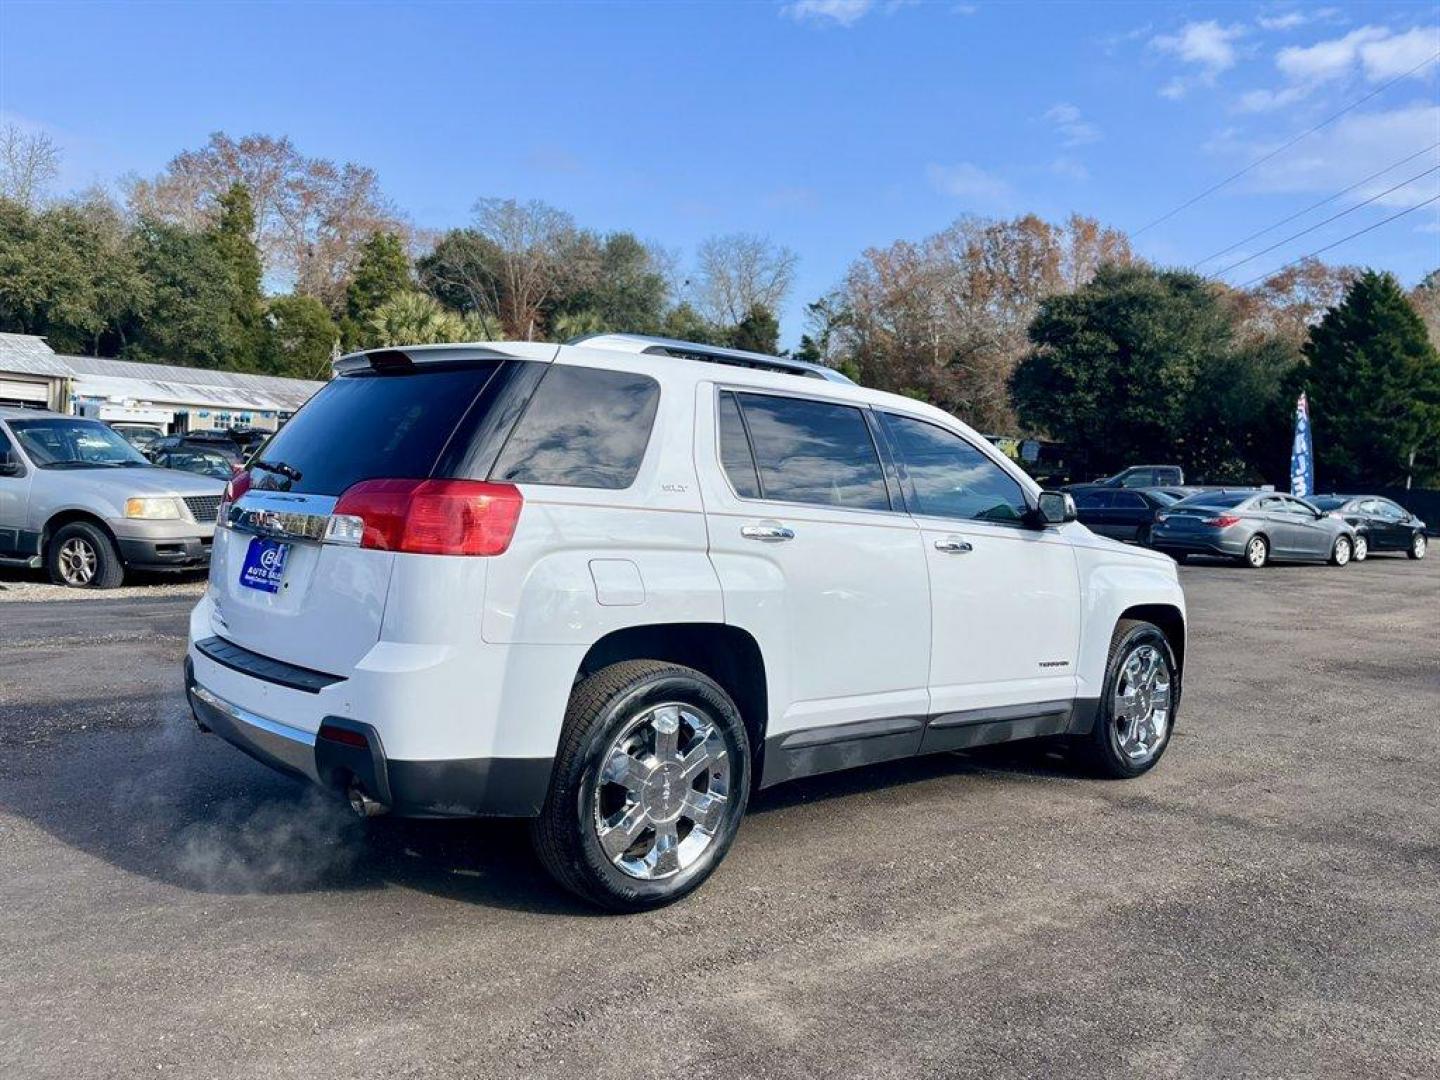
1 555 1437 1079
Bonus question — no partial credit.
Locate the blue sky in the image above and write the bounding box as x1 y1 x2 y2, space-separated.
2 0 1437 346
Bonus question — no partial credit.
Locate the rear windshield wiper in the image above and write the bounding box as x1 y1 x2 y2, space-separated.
252 458 303 483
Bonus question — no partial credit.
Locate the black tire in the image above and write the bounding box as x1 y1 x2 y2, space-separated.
531 660 751 912
46 521 125 589
1075 619 1179 780
1329 534 1353 567
1242 534 1268 569
1409 531 1428 560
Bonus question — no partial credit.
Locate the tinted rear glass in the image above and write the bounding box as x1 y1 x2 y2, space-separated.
251 362 502 496
491 364 660 490
717 391 761 498
737 393 890 511
1176 491 1250 509
1312 496 1347 510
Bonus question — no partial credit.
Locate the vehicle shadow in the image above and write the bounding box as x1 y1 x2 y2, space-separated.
0 703 1086 916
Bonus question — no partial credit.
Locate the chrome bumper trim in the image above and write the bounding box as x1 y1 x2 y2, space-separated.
190 683 320 783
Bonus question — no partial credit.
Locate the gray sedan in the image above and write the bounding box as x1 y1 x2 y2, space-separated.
1150 490 1357 568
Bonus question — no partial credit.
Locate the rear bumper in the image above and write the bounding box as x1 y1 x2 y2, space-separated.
117 534 212 570
184 656 552 818
1151 534 1246 559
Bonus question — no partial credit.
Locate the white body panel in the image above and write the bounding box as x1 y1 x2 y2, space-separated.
185 339 1186 810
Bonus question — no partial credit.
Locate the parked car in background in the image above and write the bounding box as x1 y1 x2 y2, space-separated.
1151 490 1356 568
146 432 244 469
1092 465 1185 488
108 422 165 452
185 333 1187 910
0 407 224 588
1311 495 1428 561
150 445 237 480
227 427 270 458
1070 485 1180 545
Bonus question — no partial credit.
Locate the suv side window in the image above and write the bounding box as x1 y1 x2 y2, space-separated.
493 365 660 490
730 392 890 511
716 391 761 498
880 412 1028 524
1073 489 1113 509
0 426 19 473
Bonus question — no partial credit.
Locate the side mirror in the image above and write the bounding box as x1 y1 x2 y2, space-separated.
0 450 22 477
1031 490 1077 527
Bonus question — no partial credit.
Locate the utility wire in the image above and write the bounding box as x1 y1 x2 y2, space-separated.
1236 193 1440 289
1209 164 1440 278
1133 51 1440 238
1192 141 1440 267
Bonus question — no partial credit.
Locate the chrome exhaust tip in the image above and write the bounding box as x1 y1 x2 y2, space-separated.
346 783 389 818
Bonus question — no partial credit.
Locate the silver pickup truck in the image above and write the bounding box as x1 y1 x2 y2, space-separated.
0 406 225 588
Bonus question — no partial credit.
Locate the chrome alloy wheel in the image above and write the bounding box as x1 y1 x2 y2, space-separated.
58 536 98 586
1353 534 1368 562
592 702 731 881
1246 537 1267 567
1334 536 1352 566
1415 533 1428 559
1112 644 1171 764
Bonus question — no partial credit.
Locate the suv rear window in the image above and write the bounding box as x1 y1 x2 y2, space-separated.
252 362 504 496
491 365 659 490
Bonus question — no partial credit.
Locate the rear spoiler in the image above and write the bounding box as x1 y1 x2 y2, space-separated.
333 342 559 375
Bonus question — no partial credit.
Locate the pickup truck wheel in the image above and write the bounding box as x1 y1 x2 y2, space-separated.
532 660 751 912
47 522 124 589
1077 619 1177 779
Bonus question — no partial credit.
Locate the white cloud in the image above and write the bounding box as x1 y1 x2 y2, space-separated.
1209 102 1440 208
782 0 874 27
1359 26 1440 80
1258 12 1308 32
1050 156 1090 182
1043 102 1101 146
924 162 1012 204
1152 20 1246 74
1275 25 1438 85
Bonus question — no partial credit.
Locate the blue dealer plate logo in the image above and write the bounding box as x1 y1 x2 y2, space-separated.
239 537 290 593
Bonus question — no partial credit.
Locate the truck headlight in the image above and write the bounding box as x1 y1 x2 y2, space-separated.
125 496 183 520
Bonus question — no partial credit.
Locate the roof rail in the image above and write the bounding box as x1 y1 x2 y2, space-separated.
568 333 855 385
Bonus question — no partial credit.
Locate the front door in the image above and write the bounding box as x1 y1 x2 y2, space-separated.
0 426 33 557
698 387 932 744
875 411 1082 717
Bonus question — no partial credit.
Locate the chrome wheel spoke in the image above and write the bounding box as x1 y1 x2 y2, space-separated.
652 705 682 763
681 789 726 833
650 821 681 877
600 748 646 795
598 802 647 861
678 738 723 786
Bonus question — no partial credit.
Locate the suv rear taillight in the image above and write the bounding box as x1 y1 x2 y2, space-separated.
1204 514 1241 527
327 478 523 556
218 469 252 520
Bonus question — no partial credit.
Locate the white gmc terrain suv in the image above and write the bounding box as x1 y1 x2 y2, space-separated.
186 334 1186 910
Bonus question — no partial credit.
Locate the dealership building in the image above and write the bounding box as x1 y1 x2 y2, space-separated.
0 333 323 432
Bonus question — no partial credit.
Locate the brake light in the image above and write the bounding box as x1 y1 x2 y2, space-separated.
1204 514 1241 527
218 469 252 519
328 478 523 556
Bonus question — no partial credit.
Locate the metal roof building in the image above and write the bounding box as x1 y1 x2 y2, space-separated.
0 334 324 431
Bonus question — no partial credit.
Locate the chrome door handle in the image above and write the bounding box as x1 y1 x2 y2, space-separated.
934 536 973 554
741 524 795 542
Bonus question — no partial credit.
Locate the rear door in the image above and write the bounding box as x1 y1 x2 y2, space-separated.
1110 490 1150 542
0 425 33 556
1372 500 1409 549
699 388 931 740
1277 496 1332 557
208 358 526 674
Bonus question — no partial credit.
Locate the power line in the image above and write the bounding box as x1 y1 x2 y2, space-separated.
1192 141 1440 267
1133 51 1440 239
1236 193 1440 289
1209 164 1440 279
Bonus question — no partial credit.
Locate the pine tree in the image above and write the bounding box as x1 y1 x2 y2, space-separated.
1300 270 1440 488
210 183 267 369
344 232 411 347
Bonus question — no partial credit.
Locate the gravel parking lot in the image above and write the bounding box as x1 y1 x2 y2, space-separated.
1 556 1437 1079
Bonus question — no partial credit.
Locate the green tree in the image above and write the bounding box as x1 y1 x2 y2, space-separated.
342 231 412 348
123 218 240 369
265 294 337 379
1297 270 1440 488
551 231 669 334
210 183 267 368
728 304 780 354
1010 264 1244 477
660 302 726 346
415 227 506 336
367 291 480 346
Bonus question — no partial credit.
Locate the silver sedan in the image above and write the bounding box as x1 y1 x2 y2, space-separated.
1150 491 1357 568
